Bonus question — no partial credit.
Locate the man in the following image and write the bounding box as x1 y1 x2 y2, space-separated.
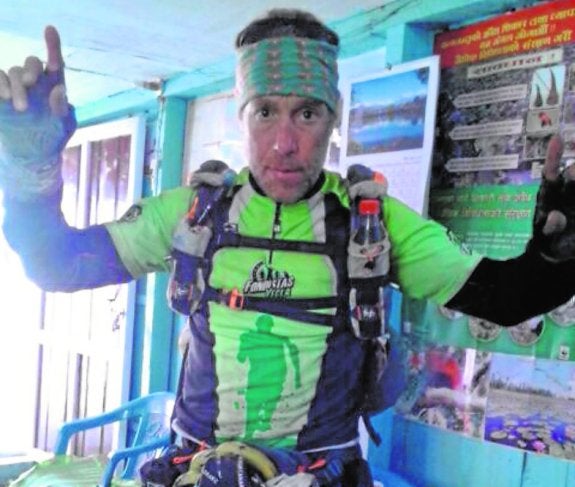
1 8 575 487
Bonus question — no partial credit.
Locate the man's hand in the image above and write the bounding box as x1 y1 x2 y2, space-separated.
0 26 69 116
531 134 575 261
0 26 76 200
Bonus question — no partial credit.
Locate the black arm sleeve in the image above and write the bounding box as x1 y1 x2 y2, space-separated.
445 246 575 326
2 190 132 292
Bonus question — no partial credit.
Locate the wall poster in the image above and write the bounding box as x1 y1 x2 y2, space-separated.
396 0 575 462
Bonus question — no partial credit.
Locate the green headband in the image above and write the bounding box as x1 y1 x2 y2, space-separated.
236 36 340 113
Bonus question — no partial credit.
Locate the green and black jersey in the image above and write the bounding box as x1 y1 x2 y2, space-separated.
105 168 481 449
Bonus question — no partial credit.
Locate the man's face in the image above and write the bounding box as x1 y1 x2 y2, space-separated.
240 95 336 204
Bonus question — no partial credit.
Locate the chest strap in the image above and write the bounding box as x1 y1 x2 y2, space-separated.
203 287 344 327
215 227 337 257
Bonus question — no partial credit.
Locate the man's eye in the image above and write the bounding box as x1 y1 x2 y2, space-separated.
302 109 314 119
256 107 270 119
300 108 320 122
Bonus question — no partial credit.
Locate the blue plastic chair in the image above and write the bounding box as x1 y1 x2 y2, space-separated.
53 391 175 487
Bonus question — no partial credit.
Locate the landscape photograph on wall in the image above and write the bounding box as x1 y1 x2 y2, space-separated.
346 67 429 155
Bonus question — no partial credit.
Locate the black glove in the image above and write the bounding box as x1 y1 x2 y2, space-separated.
530 135 575 261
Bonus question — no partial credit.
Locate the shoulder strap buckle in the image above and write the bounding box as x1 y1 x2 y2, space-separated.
228 288 245 310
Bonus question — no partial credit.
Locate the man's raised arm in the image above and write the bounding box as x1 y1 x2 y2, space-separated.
447 135 575 325
0 26 132 291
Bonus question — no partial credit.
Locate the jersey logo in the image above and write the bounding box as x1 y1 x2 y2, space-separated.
237 314 302 439
243 261 295 298
119 204 143 223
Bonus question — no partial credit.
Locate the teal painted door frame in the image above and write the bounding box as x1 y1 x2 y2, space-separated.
140 96 187 395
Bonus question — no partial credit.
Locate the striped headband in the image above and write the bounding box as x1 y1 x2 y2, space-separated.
235 36 340 113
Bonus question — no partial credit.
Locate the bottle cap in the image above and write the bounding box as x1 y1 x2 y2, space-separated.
358 198 380 215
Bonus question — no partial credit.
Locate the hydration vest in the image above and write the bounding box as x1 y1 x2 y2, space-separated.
167 160 401 445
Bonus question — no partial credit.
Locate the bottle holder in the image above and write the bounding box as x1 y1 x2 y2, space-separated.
167 220 212 315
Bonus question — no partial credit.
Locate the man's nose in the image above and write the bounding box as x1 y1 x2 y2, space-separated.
274 119 298 156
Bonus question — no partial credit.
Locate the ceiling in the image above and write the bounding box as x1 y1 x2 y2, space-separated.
0 0 397 108
0 0 544 109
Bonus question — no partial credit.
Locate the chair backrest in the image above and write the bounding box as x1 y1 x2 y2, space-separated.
120 392 175 449
54 391 176 486
115 392 175 479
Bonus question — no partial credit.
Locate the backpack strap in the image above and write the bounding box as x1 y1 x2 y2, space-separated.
346 164 391 340
170 162 395 447
167 160 236 315
215 229 333 255
169 162 391 337
346 164 393 446
203 287 343 326
170 163 357 333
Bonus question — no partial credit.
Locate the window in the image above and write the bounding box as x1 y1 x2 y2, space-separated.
0 116 145 454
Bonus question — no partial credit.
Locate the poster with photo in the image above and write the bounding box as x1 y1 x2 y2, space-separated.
396 345 491 439
394 347 575 460
431 1 575 258
339 56 440 215
485 355 575 459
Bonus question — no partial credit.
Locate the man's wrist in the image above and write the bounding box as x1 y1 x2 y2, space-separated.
0 153 63 201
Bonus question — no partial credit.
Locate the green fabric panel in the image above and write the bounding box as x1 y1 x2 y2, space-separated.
105 186 194 277
210 187 337 299
211 247 271 290
278 198 315 241
207 183 340 446
384 195 482 305
235 190 276 238
210 305 330 448
8 455 137 486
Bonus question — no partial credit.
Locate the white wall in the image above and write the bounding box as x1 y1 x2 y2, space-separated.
183 91 244 179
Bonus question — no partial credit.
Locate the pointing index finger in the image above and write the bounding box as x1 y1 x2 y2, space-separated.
543 134 563 182
44 25 65 80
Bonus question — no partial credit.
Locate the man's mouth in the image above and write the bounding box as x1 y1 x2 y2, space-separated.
267 166 303 183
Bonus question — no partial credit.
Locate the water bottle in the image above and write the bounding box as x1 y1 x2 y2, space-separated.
348 197 389 339
353 199 385 270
